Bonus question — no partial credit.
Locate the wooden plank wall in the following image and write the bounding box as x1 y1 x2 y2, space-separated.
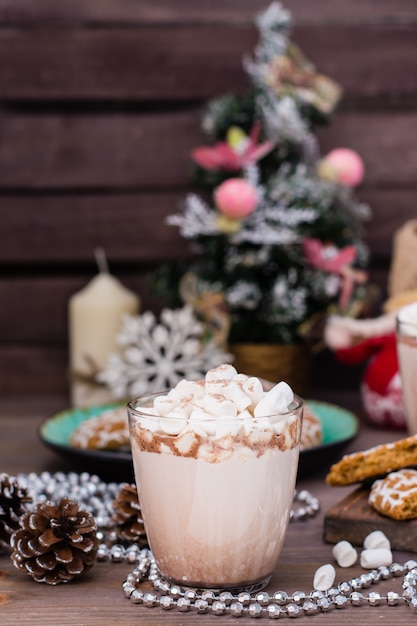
0 0 416 398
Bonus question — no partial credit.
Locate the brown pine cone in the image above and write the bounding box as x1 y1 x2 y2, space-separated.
0 473 32 553
10 497 99 585
112 483 148 546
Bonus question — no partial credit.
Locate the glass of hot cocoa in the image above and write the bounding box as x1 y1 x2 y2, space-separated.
127 364 303 593
396 302 417 434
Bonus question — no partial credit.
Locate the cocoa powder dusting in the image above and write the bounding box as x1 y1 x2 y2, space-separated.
132 415 300 462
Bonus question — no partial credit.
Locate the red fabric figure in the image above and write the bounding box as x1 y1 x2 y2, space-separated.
335 332 404 428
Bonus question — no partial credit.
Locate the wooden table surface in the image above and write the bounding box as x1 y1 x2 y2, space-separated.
1 393 417 625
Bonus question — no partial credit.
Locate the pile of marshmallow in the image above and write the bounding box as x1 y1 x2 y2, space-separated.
136 364 296 439
313 530 393 591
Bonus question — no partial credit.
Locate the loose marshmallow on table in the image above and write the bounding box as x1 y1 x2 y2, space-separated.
363 530 391 551
360 548 393 569
360 530 392 569
313 564 336 591
332 540 358 568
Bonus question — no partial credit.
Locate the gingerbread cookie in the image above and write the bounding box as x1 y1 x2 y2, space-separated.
325 434 417 486
369 468 417 520
70 407 129 451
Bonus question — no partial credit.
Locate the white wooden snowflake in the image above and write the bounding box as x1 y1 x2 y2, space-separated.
97 306 233 399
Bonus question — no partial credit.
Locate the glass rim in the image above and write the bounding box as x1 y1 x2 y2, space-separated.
127 391 304 421
397 301 417 325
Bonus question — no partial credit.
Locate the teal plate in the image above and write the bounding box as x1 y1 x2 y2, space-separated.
39 400 358 480
39 403 134 482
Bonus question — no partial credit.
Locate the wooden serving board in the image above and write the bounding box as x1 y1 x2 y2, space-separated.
323 486 417 552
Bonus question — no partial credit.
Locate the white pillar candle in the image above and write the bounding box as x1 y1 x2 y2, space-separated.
69 251 140 406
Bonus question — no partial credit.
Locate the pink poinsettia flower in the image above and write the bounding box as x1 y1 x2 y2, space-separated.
191 122 275 172
303 237 368 310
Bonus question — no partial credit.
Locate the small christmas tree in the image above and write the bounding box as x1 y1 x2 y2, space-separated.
152 2 370 348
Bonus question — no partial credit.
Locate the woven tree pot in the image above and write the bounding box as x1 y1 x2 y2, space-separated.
229 343 311 397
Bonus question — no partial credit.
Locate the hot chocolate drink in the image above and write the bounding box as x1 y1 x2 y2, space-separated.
128 364 303 591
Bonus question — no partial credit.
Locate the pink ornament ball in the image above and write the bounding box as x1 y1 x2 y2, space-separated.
214 178 258 219
322 148 365 187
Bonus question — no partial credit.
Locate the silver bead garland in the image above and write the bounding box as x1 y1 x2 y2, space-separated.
120 551 417 619
15 470 122 530
290 489 320 521
11 471 417 618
